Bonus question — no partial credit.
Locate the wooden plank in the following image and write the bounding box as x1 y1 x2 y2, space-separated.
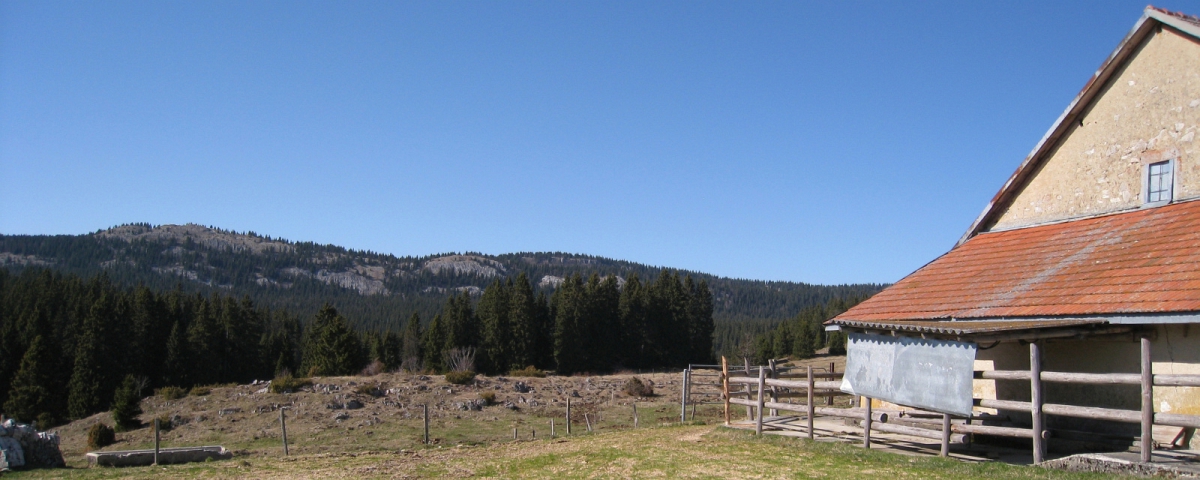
807 366 815 440
864 397 873 449
977 370 1200 388
952 423 1035 439
755 367 766 435
940 414 950 457
870 422 967 443
721 356 730 426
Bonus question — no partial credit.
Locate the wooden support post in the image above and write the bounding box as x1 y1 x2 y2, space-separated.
721 356 730 426
941 414 951 457
864 397 873 449
153 418 160 465
768 359 778 417
585 414 593 432
806 366 815 440
422 404 430 445
280 409 290 455
755 366 766 435
744 358 753 420
1142 336 1154 463
1030 342 1045 464
681 369 689 423
633 403 639 428
551 419 555 437
532 428 536 440
827 362 835 405
566 397 572 434
691 402 697 421
514 428 518 440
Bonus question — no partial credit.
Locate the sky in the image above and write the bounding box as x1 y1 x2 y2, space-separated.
3 1 1197 285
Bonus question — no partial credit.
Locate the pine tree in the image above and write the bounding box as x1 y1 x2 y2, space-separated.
162 320 190 387
687 279 715 363
422 314 446 372
301 305 364 376
68 318 102 419
3 336 53 424
619 274 648 368
508 273 538 369
477 279 512 374
111 374 143 432
553 274 585 374
401 312 423 371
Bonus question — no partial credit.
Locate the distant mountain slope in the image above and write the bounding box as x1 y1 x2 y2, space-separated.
0 223 885 333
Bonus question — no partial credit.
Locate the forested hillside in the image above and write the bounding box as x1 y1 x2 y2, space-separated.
0 223 885 355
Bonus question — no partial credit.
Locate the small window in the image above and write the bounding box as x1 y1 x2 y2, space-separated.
1144 159 1174 206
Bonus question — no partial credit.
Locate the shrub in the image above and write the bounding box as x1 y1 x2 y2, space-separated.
269 374 313 394
354 383 383 397
508 366 546 378
623 377 654 397
188 386 212 397
478 391 496 405
445 347 476 373
87 423 115 450
445 371 476 385
154 415 173 432
156 386 187 400
360 359 385 376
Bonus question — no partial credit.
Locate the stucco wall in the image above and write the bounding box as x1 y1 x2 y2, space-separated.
989 27 1200 231
972 325 1200 435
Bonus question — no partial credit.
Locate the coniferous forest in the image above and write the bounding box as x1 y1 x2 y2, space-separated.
0 267 716 427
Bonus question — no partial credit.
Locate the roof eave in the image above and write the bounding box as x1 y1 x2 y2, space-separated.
955 7 1195 247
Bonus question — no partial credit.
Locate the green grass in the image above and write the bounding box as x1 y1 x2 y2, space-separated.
8 424 1125 479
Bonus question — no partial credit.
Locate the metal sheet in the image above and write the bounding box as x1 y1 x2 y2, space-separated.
840 333 977 416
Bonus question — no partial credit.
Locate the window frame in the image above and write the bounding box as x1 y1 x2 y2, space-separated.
1142 158 1176 208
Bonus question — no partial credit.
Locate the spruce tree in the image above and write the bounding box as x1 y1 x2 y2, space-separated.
162 320 190 387
552 274 585 374
301 305 364 376
508 273 537 369
3 336 52 424
422 314 446 372
618 274 648 368
477 279 512 374
401 312 423 370
68 320 102 420
111 374 143 432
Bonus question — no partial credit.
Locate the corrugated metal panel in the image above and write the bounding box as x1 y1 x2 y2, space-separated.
840 333 977 416
832 318 1104 335
832 200 1200 323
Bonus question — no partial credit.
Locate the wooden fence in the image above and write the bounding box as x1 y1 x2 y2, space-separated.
718 341 1200 463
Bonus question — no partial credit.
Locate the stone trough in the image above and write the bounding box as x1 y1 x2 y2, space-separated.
86 446 232 467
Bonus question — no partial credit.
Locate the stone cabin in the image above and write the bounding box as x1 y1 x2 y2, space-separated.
826 6 1200 446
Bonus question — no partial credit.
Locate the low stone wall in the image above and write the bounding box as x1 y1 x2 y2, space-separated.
86 446 232 467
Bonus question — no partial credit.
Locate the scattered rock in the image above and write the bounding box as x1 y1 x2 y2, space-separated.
218 408 241 416
571 390 581 398
0 419 63 469
333 413 350 422
345 400 364 410
513 381 532 393
504 402 519 411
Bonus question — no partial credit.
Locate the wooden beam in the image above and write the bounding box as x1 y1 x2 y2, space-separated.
1142 337 1153 463
1030 341 1045 464
807 366 815 440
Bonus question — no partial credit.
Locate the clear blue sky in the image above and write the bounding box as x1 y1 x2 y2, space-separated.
2 1 1194 285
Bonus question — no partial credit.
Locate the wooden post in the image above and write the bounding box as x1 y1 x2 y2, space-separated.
807 366 815 440
940 414 951 457
1030 342 1044 464
681 369 689 423
566 397 572 434
755 366 766 435
280 409 289 455
744 358 753 420
551 419 556 437
514 428 518 440
863 397 873 448
827 362 836 405
584 414 593 432
1142 336 1154 463
721 356 730 426
422 404 430 445
691 402 697 420
532 428 536 440
633 403 639 428
153 418 160 465
768 359 778 416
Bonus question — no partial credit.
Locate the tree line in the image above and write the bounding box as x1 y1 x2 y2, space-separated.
746 296 869 364
0 267 713 427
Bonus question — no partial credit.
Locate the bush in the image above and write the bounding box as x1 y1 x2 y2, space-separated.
87 423 115 450
508 366 546 378
354 383 383 397
269 374 313 394
478 391 496 405
360 359 385 376
188 386 212 397
156 386 187 400
445 371 476 385
154 415 173 432
623 377 654 397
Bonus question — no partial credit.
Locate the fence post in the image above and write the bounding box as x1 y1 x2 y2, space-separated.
566 397 572 434
681 369 689 423
863 397 872 449
767 359 778 417
280 408 289 455
1030 342 1044 464
153 418 160 465
744 358 753 420
633 403 639 428
721 356 730 426
423 404 430 445
755 367 766 435
807 366 815 440
551 419 555 437
827 362 835 405
1142 336 1154 463
941 414 951 457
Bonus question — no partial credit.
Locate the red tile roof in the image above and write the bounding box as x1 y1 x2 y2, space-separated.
834 200 1200 323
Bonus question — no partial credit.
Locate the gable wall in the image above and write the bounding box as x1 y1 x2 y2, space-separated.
989 27 1200 231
